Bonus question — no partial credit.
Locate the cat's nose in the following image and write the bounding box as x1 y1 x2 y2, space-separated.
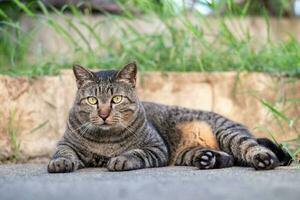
99 112 109 120
98 106 111 120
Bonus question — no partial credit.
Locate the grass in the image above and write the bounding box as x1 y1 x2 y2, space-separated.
259 97 300 161
7 109 21 161
6 110 48 162
234 76 300 162
0 0 299 161
0 0 299 76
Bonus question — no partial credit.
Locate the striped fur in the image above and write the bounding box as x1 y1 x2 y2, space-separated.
48 63 291 173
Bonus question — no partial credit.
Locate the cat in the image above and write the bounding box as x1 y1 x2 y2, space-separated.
47 62 291 173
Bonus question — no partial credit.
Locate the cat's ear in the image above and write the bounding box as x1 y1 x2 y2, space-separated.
115 62 137 88
73 64 96 88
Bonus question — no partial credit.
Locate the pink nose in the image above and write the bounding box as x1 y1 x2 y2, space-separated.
98 106 111 120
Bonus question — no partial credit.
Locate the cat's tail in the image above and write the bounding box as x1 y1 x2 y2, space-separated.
256 138 292 166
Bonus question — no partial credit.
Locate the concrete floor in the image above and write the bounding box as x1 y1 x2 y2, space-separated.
0 164 300 200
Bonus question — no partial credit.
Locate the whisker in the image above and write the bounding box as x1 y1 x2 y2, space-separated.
71 122 89 132
119 121 140 142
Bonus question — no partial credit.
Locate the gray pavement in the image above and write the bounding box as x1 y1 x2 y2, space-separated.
0 164 300 200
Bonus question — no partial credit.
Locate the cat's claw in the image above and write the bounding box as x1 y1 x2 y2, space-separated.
47 157 75 173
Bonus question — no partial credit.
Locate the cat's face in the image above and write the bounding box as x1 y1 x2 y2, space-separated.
72 63 139 132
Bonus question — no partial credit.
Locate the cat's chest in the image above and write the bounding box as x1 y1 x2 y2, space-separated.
84 141 128 157
75 139 133 166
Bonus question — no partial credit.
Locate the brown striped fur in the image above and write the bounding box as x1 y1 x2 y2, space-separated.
47 63 292 173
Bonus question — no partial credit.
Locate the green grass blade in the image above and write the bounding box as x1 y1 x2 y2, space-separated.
0 8 9 19
260 99 291 124
13 0 35 17
29 120 49 134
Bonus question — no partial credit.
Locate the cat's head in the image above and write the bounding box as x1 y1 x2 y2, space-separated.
72 62 139 132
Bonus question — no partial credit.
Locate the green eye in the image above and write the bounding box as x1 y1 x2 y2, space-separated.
87 96 98 105
112 95 123 104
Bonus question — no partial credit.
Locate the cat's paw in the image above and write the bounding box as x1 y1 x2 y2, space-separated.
107 155 144 171
47 157 75 173
193 150 216 169
250 151 279 170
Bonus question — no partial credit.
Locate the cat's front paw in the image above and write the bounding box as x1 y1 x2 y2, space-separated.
47 157 75 173
107 155 144 171
250 150 279 170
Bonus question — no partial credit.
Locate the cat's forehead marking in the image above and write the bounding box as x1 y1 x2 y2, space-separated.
95 69 117 80
79 69 132 101
96 77 113 85
93 70 117 90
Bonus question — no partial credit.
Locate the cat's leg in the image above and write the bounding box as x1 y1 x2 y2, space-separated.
107 146 168 171
175 147 234 169
214 117 279 170
48 144 84 173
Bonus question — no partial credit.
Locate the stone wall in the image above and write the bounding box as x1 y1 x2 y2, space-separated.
0 71 299 162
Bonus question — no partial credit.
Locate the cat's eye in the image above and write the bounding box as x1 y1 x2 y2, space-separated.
87 96 98 105
112 95 123 104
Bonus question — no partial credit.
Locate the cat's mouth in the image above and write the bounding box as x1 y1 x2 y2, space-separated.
102 122 112 126
97 121 115 130
90 116 117 130
98 124 111 130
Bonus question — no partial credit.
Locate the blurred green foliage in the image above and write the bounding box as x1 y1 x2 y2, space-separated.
0 0 299 76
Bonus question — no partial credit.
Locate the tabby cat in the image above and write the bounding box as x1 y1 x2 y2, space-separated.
48 63 291 173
